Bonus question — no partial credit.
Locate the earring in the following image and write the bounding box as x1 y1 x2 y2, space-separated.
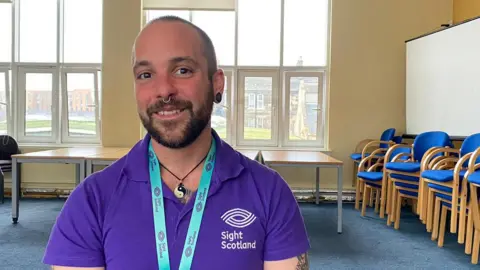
215 92 222 103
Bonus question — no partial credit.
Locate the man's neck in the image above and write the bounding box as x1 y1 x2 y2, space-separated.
151 127 213 177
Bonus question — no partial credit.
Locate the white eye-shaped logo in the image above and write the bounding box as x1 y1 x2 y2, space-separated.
221 208 257 228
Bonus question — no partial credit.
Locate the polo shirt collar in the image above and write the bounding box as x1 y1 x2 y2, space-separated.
122 129 244 185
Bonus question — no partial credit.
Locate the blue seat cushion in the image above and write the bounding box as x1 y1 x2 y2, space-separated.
428 183 453 193
390 173 419 182
365 182 382 189
357 171 383 181
399 190 418 197
436 193 452 201
385 162 421 173
421 170 466 182
468 171 480 185
350 152 384 161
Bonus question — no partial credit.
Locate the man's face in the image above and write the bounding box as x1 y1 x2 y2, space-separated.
132 21 222 148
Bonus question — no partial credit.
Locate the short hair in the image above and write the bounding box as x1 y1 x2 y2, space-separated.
145 15 218 81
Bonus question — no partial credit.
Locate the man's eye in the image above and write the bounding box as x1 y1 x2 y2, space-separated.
137 72 152 79
175 68 192 75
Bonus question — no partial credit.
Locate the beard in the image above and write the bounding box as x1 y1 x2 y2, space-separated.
139 86 214 149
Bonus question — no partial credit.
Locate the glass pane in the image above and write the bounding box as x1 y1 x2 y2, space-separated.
19 0 57 62
64 0 103 63
0 3 12 62
289 77 319 140
238 0 281 66
212 76 228 139
145 10 190 24
0 72 7 135
25 73 53 136
244 77 272 140
283 0 329 66
66 73 97 137
192 11 235 66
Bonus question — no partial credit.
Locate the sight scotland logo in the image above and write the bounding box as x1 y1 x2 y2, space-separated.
221 208 257 229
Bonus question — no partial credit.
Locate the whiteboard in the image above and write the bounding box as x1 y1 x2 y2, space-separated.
406 18 480 137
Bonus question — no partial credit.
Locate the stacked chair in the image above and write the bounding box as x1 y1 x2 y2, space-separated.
354 130 480 265
351 128 403 210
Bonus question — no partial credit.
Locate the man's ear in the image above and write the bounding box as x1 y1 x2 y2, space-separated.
212 69 225 96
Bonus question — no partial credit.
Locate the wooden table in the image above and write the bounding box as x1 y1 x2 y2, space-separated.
10 147 130 224
236 149 261 161
260 150 344 233
85 148 130 176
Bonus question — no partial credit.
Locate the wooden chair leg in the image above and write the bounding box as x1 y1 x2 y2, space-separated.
438 205 447 247
375 188 380 213
355 179 362 210
459 195 468 244
472 229 480 265
361 184 370 217
394 191 402 230
432 197 441 241
386 175 392 216
466 207 474 255
427 189 434 232
369 189 374 207
388 187 396 227
380 175 387 219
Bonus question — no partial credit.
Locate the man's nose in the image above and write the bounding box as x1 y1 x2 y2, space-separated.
153 74 178 99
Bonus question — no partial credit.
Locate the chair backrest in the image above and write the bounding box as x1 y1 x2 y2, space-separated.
388 146 411 162
392 135 403 144
460 133 480 166
412 131 451 162
0 135 21 160
379 128 396 148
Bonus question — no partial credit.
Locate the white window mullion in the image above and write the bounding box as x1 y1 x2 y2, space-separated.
0 69 10 136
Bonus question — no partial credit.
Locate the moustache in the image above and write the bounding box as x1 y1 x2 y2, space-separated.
146 98 193 116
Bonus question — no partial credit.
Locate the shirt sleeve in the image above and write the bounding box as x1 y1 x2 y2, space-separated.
263 173 311 261
43 176 105 267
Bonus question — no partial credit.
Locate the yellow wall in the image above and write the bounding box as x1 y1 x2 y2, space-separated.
453 0 480 23
4 0 453 194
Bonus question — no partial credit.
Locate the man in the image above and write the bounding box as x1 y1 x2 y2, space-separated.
43 16 310 269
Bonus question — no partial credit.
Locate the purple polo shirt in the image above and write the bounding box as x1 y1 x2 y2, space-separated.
43 131 310 269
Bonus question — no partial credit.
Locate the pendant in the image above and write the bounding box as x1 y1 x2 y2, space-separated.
174 183 187 199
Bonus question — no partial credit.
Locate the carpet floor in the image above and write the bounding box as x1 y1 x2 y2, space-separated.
0 199 477 269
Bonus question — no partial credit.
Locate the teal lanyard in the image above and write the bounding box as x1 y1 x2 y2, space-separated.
148 138 216 270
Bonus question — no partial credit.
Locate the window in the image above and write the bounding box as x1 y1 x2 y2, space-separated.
0 69 10 135
237 0 281 66
63 0 103 63
144 0 330 149
0 2 12 63
19 0 58 63
4 0 103 144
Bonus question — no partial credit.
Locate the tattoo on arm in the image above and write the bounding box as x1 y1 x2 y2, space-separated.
296 253 309 270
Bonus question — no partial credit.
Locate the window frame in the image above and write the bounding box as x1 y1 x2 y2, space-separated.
0 68 11 136
236 69 279 147
16 66 59 143
60 67 101 144
281 71 326 148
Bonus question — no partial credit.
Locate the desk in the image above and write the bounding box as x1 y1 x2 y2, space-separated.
85 148 130 176
260 150 344 233
10 147 114 224
236 149 261 161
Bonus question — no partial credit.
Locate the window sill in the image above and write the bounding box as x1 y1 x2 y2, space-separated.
233 146 332 153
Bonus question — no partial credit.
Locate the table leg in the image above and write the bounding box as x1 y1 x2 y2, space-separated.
316 167 320 205
337 165 343 234
85 159 93 177
76 161 86 185
12 158 20 224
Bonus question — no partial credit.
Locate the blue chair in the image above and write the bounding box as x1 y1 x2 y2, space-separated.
351 128 398 210
421 133 480 241
357 145 411 218
384 131 451 229
465 146 480 264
